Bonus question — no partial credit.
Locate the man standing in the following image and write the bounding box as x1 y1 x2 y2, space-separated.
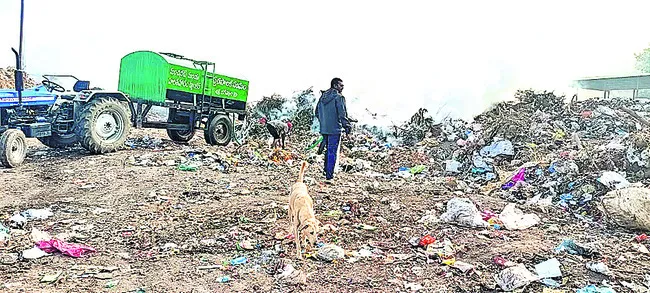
315 77 351 183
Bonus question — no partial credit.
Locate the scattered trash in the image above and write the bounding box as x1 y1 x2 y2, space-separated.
418 235 436 247
22 247 50 259
499 203 540 230
230 256 248 265
317 244 345 262
450 261 475 273
37 239 96 258
635 234 648 242
0 224 9 242
21 208 54 220
40 271 62 283
493 256 516 268
494 264 538 291
535 258 562 279
439 197 489 228
576 284 616 293
9 214 26 227
586 262 613 276
480 140 514 157
0 253 18 264
633 242 650 254
105 280 120 288
404 282 424 291
216 276 231 283
597 171 631 190
602 187 650 231
555 239 597 256
31 228 51 243
540 278 562 288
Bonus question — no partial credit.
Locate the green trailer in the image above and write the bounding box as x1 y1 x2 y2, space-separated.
118 51 249 145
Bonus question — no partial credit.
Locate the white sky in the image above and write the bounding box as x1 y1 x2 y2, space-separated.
1 0 650 124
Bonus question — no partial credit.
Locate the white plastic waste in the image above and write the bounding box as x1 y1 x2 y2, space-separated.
440 198 488 228
499 203 540 230
598 171 631 190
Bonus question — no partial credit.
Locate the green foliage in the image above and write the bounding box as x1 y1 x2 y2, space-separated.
634 46 650 73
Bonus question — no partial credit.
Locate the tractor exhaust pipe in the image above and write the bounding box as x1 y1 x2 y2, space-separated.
12 0 25 107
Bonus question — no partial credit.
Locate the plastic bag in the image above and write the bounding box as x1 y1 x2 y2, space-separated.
440 198 489 228
37 239 96 258
499 203 540 230
494 264 538 291
480 140 514 157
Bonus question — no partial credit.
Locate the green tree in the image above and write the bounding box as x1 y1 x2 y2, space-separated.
635 46 650 73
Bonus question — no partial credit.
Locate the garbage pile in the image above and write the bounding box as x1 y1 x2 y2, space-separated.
0 67 38 89
242 88 317 142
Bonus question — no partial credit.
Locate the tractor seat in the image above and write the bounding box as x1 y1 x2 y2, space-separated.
73 80 90 92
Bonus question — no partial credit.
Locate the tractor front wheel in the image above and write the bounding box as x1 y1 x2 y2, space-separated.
75 98 131 154
0 129 27 168
38 132 79 148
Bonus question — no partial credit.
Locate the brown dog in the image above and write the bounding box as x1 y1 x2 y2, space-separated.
288 161 320 258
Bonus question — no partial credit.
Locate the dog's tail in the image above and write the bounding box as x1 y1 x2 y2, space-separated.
297 161 308 183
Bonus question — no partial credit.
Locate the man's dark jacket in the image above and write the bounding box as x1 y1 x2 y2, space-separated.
315 88 350 135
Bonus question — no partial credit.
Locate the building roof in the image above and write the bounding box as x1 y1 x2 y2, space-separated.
573 73 650 91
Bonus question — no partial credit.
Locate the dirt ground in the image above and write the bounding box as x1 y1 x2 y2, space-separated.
1 129 649 293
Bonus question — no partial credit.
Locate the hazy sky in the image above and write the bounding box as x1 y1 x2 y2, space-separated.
1 0 649 124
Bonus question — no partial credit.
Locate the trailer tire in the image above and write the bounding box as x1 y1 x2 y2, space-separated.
38 133 79 148
75 98 131 154
0 129 27 168
205 115 232 146
166 109 194 142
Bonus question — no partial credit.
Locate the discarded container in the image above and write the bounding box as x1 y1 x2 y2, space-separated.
535 258 562 279
499 203 540 230
602 187 650 231
230 256 248 265
494 264 538 291
418 235 436 247
439 197 489 228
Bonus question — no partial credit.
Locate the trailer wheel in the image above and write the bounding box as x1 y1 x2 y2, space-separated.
75 98 131 154
166 109 194 142
37 133 79 148
205 115 232 146
0 129 27 168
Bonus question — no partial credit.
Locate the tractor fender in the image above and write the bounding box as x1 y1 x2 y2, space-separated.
74 91 131 104
73 91 134 124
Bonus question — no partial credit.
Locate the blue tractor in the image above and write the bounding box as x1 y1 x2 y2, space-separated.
0 75 97 167
2 0 132 168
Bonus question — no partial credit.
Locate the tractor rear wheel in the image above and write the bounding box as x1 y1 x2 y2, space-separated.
205 115 232 146
166 109 194 142
37 133 78 148
0 129 27 168
75 98 131 154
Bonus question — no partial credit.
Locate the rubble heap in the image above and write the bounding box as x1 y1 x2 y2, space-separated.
0 67 38 89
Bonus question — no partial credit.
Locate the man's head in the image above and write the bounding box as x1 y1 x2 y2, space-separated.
331 77 344 93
